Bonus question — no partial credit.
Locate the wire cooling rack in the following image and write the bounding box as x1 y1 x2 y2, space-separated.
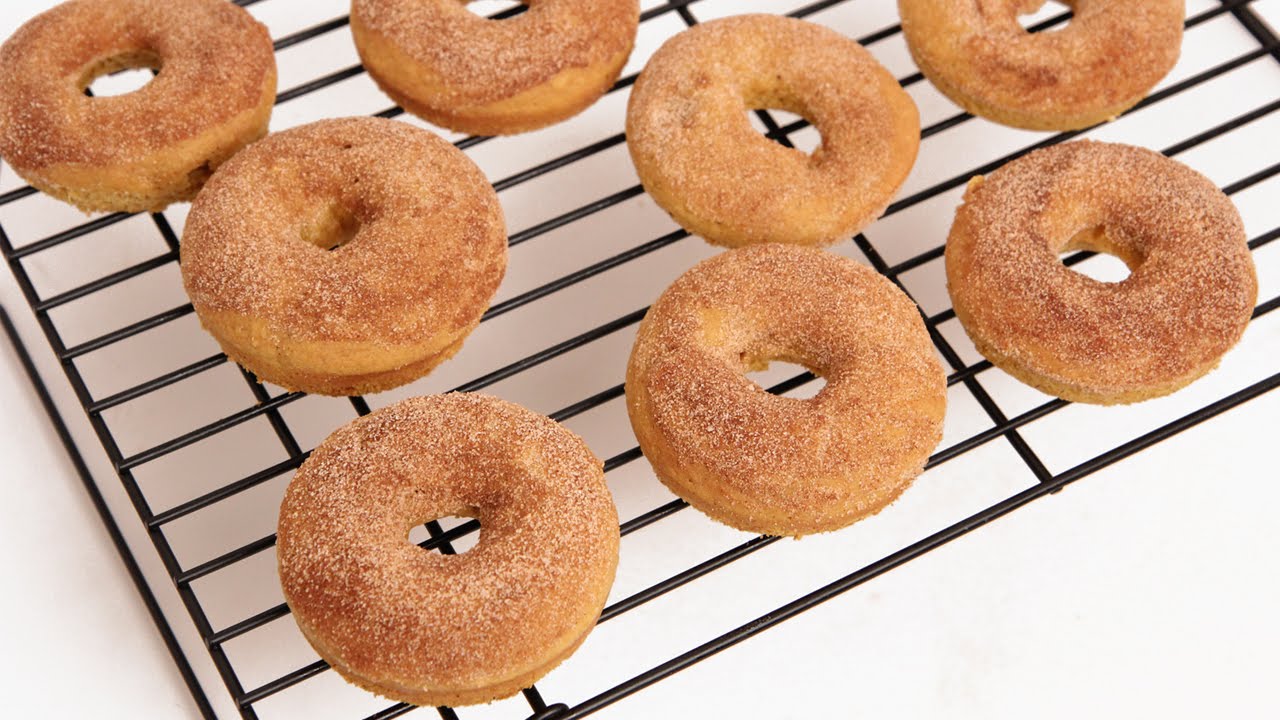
2 0 1278 718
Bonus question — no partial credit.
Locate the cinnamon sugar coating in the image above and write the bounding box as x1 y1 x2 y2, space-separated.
278 393 619 706
351 0 639 135
626 14 920 248
0 0 276 211
946 141 1257 404
626 245 946 536
899 0 1183 130
180 117 507 396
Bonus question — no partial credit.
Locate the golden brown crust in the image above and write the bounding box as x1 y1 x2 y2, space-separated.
180 117 507 396
625 14 920 248
945 141 1257 404
898 0 1183 130
298 609 598 707
0 0 276 212
350 0 639 135
625 245 946 536
278 394 619 707
207 318 472 398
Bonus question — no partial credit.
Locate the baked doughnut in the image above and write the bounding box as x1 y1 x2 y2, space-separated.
898 0 1183 131
181 117 506 396
278 393 619 706
0 0 276 212
626 14 920 248
946 141 1257 404
626 244 946 536
351 0 639 135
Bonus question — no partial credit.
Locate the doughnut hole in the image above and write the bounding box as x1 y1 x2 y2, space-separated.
1012 0 1075 32
407 511 481 555
464 0 525 18
741 81 824 157
1058 225 1141 284
79 49 161 97
742 357 826 400
744 108 822 154
298 202 361 252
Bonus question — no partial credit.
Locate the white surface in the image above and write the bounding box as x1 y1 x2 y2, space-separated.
1 1 1278 719
0 320 200 719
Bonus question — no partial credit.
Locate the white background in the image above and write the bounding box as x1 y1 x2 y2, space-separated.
1 1 1278 719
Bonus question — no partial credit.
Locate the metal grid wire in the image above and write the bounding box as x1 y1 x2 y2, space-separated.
2 0 1278 718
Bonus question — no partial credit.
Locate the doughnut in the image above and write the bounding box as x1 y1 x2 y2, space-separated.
626 15 920 248
278 393 619 706
0 0 276 213
898 0 1183 131
626 244 946 536
946 141 1257 404
180 117 506 396
350 0 639 135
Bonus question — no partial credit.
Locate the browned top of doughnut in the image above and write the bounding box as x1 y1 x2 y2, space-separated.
627 245 946 520
180 117 506 346
899 0 1183 118
946 141 1257 395
626 14 919 246
278 393 618 693
0 0 275 169
351 0 639 105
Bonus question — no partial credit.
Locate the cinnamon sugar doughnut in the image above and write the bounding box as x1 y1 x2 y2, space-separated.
626 245 946 536
0 0 275 212
946 141 1257 404
899 0 1183 131
181 117 506 396
278 393 619 706
351 0 639 135
626 15 920 249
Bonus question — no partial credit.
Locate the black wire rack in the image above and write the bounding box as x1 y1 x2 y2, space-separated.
2 0 1278 718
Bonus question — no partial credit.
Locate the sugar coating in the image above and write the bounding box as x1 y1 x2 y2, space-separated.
899 0 1184 128
180 116 506 347
946 140 1257 401
352 0 638 106
626 14 920 247
0 0 274 168
277 393 619 698
626 245 947 535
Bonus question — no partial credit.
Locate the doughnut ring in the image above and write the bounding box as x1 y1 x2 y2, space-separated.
626 14 920 248
181 117 506 396
351 0 640 135
946 141 1258 404
898 0 1183 130
626 244 946 536
278 393 620 706
0 0 276 212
